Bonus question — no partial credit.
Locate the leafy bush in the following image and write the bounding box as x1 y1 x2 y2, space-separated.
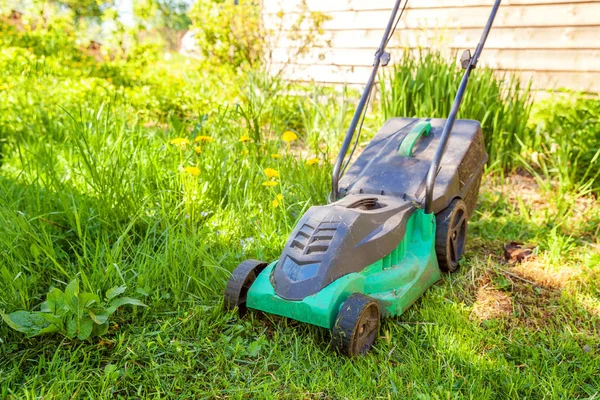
380 50 533 170
1 278 145 340
525 94 600 195
189 0 329 70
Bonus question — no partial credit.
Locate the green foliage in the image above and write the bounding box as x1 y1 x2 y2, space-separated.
56 0 115 20
134 0 191 31
1 278 145 340
189 0 264 69
133 0 191 49
380 50 533 170
189 0 330 70
525 94 600 195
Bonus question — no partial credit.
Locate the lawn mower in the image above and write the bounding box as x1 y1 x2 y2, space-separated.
224 0 502 356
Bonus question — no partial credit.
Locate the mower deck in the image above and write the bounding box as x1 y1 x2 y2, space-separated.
246 208 440 329
339 117 487 215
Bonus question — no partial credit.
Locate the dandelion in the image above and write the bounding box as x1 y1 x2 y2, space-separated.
184 166 200 176
194 135 213 143
306 157 319 166
271 154 281 159
272 193 284 208
107 77 112 83
262 181 278 187
170 138 190 147
264 168 279 179
194 146 202 154
239 135 252 143
282 131 298 143
241 149 249 156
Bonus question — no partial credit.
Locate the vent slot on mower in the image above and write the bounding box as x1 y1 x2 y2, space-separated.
346 198 386 211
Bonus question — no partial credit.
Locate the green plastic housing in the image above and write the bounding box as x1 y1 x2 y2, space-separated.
246 209 441 329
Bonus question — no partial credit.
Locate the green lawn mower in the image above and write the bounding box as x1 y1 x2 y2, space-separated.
224 0 502 356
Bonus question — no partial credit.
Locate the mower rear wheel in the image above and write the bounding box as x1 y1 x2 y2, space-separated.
435 198 468 273
224 259 268 316
332 293 381 356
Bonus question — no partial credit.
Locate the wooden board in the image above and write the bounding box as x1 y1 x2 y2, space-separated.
263 0 597 13
270 63 600 92
273 27 600 50
263 0 600 92
264 3 600 30
270 48 600 72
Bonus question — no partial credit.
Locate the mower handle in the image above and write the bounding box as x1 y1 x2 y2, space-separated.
424 0 502 213
330 0 405 203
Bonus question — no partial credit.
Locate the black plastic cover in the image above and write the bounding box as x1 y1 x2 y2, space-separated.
272 194 415 300
338 118 487 215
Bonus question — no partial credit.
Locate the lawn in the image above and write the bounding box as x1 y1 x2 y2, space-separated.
1 7 599 400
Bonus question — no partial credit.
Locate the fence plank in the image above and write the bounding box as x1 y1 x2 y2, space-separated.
271 63 600 92
270 48 600 72
273 27 600 50
263 0 596 13
264 1 600 91
264 3 600 30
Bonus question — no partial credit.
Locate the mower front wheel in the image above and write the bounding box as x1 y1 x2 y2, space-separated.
435 198 468 273
332 293 381 356
224 259 268 316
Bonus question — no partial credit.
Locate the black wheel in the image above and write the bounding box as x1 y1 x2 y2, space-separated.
435 198 468 273
332 293 381 356
224 259 268 316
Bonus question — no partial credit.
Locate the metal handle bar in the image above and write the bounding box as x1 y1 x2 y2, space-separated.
330 0 404 202
424 0 502 213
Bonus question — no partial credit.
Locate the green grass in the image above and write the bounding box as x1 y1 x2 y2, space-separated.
1 17 600 400
380 51 533 171
1 169 599 398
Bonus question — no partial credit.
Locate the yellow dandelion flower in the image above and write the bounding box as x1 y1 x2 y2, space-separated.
242 149 249 156
194 135 213 143
194 146 202 154
264 168 279 179
272 194 284 208
306 157 319 166
107 77 112 83
282 131 298 143
271 154 281 159
184 166 200 176
170 138 190 147
239 135 252 143
262 181 278 187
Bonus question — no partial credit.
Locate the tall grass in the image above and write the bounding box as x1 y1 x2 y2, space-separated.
380 50 533 170
524 94 600 197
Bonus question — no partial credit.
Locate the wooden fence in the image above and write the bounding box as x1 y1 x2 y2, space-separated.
263 0 600 92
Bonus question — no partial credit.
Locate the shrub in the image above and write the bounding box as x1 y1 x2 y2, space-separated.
380 50 533 170
525 94 600 196
188 0 329 71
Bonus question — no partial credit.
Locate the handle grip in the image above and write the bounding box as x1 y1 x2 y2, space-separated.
398 120 431 157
